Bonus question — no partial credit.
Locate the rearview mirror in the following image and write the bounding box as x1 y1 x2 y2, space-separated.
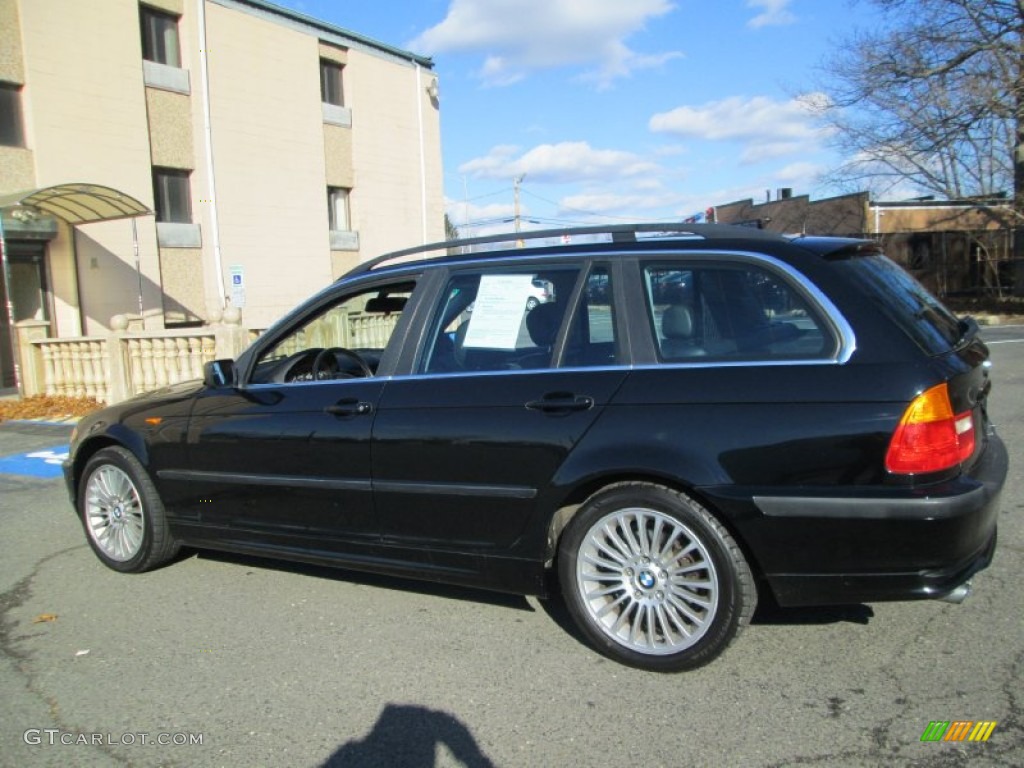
203 359 237 388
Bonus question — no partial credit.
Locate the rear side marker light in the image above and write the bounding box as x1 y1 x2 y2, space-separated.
885 383 976 475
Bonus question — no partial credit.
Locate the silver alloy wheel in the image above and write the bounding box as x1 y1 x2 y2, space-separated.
84 464 145 562
576 507 719 655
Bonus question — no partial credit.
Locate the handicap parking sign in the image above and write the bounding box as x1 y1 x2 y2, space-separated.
0 446 69 479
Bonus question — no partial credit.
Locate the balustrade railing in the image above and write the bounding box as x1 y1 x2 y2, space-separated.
17 311 248 405
16 307 399 405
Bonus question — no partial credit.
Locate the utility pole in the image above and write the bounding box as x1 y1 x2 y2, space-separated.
513 174 525 246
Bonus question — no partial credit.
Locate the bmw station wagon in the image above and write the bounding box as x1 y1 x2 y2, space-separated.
65 223 1007 671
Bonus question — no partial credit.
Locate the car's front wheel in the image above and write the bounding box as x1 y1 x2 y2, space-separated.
79 446 179 573
558 483 755 672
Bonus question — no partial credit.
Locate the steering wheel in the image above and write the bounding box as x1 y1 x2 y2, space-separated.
311 347 374 380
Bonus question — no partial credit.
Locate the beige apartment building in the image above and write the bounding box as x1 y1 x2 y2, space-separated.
0 0 444 389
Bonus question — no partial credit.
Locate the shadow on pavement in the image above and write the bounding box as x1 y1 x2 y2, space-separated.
320 703 495 768
751 596 874 626
191 549 536 612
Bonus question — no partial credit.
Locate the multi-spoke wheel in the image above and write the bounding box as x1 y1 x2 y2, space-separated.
78 447 179 573
558 483 755 671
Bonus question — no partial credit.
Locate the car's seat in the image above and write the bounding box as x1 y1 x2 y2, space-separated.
661 305 706 358
516 302 562 369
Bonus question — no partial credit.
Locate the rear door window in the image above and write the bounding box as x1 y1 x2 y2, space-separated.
643 262 836 362
563 266 619 368
419 267 580 373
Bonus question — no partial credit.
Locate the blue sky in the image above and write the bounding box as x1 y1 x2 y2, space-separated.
276 0 884 235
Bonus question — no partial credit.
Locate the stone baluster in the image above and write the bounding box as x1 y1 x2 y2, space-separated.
127 339 144 397
100 346 112 403
140 338 155 393
70 343 84 397
154 339 169 388
53 346 69 396
81 342 96 399
41 344 57 396
201 335 215 367
188 337 203 379
172 338 186 382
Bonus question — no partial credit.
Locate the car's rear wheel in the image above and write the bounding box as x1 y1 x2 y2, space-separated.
558 483 755 672
79 447 179 573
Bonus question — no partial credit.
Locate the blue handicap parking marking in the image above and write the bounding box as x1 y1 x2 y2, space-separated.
0 445 70 479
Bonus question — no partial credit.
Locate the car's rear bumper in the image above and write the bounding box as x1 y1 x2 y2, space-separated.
717 431 1008 607
765 526 998 606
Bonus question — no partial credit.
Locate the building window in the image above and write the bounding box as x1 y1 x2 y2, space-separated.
153 169 191 223
320 60 344 106
328 187 350 231
0 83 25 147
140 6 181 67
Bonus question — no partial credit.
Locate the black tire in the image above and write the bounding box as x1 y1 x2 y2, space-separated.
78 446 179 573
525 297 540 311
557 482 755 672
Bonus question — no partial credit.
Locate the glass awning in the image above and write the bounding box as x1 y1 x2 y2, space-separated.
0 183 151 224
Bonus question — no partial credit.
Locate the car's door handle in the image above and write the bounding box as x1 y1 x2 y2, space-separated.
525 393 595 413
325 399 373 416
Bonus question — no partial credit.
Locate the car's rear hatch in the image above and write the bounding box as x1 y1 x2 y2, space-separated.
827 249 995 477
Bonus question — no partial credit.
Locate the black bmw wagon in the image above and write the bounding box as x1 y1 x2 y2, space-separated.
64 223 1007 671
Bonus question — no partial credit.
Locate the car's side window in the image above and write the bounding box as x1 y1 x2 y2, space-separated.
643 262 834 362
563 266 618 367
420 268 579 373
250 281 414 384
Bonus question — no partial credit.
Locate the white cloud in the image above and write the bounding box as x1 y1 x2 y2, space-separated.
458 142 660 184
408 0 681 87
558 191 680 216
739 141 805 165
746 0 797 29
775 161 825 184
649 95 828 164
654 144 689 157
445 198 517 229
650 95 822 142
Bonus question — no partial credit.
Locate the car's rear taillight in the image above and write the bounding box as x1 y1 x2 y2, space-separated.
885 383 976 475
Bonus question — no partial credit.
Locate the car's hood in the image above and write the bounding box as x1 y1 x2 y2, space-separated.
124 378 205 404
75 378 205 439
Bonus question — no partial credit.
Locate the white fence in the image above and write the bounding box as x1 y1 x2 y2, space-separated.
16 309 401 404
16 312 248 404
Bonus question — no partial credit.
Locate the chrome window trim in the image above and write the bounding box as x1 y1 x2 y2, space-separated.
381 355 847 384
637 249 856 365
357 247 856 364
261 246 857 386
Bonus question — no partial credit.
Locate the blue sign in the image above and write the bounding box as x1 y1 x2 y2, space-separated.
0 445 69 479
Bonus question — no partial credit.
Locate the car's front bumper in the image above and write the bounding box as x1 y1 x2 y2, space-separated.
711 430 1008 607
62 458 75 504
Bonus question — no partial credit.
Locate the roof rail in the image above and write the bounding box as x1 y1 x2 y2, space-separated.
343 222 785 279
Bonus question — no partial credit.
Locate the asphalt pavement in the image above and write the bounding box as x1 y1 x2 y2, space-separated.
1 328 1022 767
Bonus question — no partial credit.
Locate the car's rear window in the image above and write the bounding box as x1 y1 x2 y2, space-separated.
830 253 962 355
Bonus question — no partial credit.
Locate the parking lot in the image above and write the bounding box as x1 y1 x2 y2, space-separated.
1 326 1022 768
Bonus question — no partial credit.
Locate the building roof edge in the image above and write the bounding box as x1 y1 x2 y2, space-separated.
220 0 435 67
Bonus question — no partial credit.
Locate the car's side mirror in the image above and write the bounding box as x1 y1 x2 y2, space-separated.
203 359 237 389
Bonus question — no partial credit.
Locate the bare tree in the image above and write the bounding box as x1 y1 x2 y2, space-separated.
811 0 1022 218
444 213 460 241
809 0 1024 294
